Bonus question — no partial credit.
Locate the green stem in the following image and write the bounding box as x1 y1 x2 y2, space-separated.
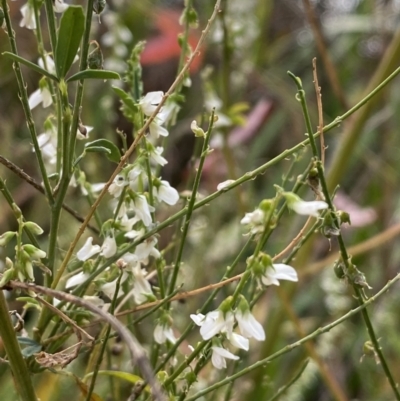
184 273 400 401
289 71 400 401
167 111 215 295
1 0 53 202
0 291 38 401
43 0 58 54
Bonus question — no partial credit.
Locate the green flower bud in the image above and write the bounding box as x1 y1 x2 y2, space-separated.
24 221 44 235
0 231 16 246
22 244 47 259
190 120 205 137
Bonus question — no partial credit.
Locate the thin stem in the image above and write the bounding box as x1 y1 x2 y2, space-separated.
0 291 38 401
168 111 215 295
1 0 53 202
184 273 400 401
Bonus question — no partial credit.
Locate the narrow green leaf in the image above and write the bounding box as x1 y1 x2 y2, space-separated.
66 69 120 82
112 86 137 112
55 6 85 78
84 370 150 393
85 139 121 164
2 52 59 81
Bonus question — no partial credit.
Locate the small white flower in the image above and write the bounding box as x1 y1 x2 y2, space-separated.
149 119 169 140
77 237 101 261
100 236 117 258
153 180 179 205
108 175 127 198
139 91 164 116
154 324 176 344
190 310 234 341
38 55 56 74
28 87 52 110
134 236 160 262
217 180 235 191
53 0 69 13
131 265 154 304
149 146 168 166
131 194 154 226
235 309 265 341
20 3 36 30
36 126 57 165
191 120 205 137
284 193 328 217
260 263 298 286
240 209 265 234
211 346 239 369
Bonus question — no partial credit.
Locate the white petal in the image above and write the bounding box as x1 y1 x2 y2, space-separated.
271 264 299 282
211 346 239 369
156 181 179 205
154 324 166 344
53 0 69 12
77 237 101 261
20 3 36 29
190 313 205 326
236 311 265 341
41 87 53 108
100 236 117 258
66 272 88 288
28 89 43 110
291 200 328 217
228 333 249 350
149 121 169 139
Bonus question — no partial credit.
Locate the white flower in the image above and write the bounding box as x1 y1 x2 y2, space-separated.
190 310 234 341
131 194 154 226
211 346 239 369
108 175 127 197
153 180 179 205
134 236 160 262
149 146 168 166
66 271 88 288
38 55 56 74
131 265 154 304
260 263 298 286
100 236 117 258
139 91 164 116
36 126 57 165
217 180 235 191
149 119 169 139
29 87 52 110
154 324 176 344
235 309 265 341
77 237 101 261
284 193 328 217
240 209 265 234
20 3 36 30
53 0 69 13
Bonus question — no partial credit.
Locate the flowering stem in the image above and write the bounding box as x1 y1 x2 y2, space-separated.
85 273 123 401
167 110 215 295
54 0 222 287
1 0 53 203
43 0 58 53
0 291 38 401
155 236 254 373
184 273 400 401
289 71 400 401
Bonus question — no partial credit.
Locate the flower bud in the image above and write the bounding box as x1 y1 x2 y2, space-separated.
22 244 47 259
24 221 44 235
0 231 16 246
190 120 205 137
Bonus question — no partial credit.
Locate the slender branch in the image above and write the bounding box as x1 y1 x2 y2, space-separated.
0 277 165 401
52 0 222 290
0 155 99 233
312 58 325 167
0 291 38 401
184 273 400 401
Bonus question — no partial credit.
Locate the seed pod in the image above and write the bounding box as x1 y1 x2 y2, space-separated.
87 41 103 70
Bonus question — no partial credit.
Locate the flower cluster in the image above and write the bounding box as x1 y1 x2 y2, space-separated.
190 297 265 369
